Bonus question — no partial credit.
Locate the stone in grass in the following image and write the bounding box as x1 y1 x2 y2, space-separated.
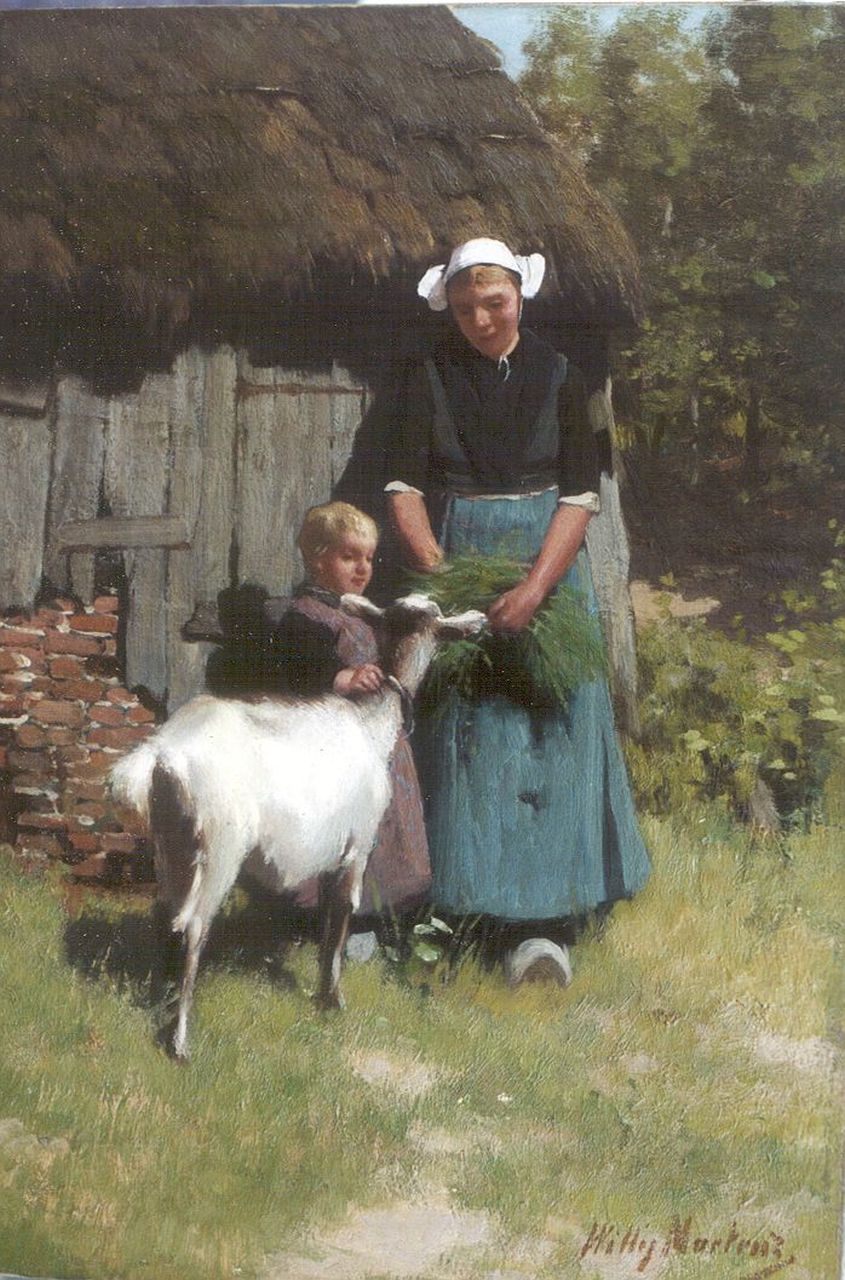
505 938 572 989
345 930 378 964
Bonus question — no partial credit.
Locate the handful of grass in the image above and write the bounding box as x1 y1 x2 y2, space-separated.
406 552 607 714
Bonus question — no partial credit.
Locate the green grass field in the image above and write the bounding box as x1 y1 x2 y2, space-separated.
1 779 841 1280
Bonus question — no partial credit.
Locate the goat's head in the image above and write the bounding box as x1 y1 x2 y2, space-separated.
341 593 486 697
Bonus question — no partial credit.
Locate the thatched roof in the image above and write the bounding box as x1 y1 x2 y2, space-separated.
0 6 641 335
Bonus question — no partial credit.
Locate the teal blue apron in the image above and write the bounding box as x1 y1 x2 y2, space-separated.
414 361 650 920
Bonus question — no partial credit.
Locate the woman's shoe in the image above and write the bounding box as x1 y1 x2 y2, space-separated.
505 937 572 988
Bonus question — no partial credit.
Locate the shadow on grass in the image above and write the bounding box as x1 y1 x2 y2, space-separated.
62 877 318 1012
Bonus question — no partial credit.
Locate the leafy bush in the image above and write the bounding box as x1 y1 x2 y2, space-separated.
629 548 844 826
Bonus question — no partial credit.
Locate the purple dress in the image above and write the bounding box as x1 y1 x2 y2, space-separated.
269 588 431 915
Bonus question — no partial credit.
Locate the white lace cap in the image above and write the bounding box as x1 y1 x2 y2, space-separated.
417 237 546 311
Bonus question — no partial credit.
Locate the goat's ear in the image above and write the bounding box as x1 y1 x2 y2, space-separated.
341 593 385 621
437 609 487 639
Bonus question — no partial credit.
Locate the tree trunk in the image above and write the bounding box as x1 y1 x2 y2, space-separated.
743 381 764 483
584 378 641 739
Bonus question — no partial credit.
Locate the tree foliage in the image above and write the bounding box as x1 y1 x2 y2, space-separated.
520 5 845 481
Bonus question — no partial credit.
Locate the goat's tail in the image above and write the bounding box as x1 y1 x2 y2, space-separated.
109 740 160 825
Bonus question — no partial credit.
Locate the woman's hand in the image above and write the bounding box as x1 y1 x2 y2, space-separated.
333 664 385 696
487 580 545 634
490 505 591 632
387 491 444 573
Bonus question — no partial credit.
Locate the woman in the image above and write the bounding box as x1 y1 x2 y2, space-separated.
386 237 649 982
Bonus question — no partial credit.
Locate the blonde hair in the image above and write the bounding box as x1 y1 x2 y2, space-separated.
446 264 521 295
298 501 378 571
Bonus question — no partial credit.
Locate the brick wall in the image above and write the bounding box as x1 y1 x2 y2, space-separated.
0 595 157 882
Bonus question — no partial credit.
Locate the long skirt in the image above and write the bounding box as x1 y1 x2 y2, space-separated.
415 488 650 921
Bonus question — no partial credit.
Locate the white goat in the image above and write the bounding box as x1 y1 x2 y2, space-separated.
110 593 484 1059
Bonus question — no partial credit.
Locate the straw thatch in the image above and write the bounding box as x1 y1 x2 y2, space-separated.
0 6 640 337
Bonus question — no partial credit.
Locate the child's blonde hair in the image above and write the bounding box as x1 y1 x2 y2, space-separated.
298 501 379 571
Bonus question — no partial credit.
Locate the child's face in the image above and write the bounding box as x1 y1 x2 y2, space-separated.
313 533 376 597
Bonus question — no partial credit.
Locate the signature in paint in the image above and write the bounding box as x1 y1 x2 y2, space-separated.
578 1217 795 1275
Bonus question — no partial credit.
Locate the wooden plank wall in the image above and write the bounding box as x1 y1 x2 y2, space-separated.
2 346 365 711
0 409 52 606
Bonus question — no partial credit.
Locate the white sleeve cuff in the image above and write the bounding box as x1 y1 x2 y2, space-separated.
558 491 600 514
385 481 425 496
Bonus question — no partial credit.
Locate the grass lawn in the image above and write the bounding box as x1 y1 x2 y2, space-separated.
0 781 842 1280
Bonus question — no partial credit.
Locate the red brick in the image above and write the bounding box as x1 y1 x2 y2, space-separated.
69 613 119 636
127 704 157 725
30 678 54 694
15 724 47 749
13 784 58 809
0 697 29 719
0 627 44 648
89 750 118 769
100 832 143 854
94 595 119 613
45 632 103 658
0 745 7 769
105 687 135 706
11 772 53 792
64 779 107 803
31 700 85 729
61 679 106 702
67 758 110 781
45 726 76 746
87 726 151 750
89 703 125 726
0 650 31 673
49 656 85 679
7 748 50 773
26 650 48 671
17 832 66 858
67 831 101 854
69 802 108 822
2 650 46 674
17 811 68 831
2 677 30 695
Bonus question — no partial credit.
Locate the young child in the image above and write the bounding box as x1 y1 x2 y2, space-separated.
267 501 431 916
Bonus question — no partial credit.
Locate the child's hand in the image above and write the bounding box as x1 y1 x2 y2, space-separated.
333 664 385 696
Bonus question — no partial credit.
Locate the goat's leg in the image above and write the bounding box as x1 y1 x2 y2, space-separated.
315 849 361 1011
169 915 209 1061
149 899 183 1005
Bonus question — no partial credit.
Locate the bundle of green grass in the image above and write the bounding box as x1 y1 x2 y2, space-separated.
406 552 607 714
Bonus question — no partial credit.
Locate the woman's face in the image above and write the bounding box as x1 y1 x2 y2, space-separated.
447 275 521 360
313 533 376 597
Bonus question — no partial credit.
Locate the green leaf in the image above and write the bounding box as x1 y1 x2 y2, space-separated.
751 269 777 289
412 942 441 965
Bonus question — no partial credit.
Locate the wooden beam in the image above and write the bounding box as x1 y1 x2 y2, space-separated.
239 381 365 399
56 516 189 552
0 377 51 418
